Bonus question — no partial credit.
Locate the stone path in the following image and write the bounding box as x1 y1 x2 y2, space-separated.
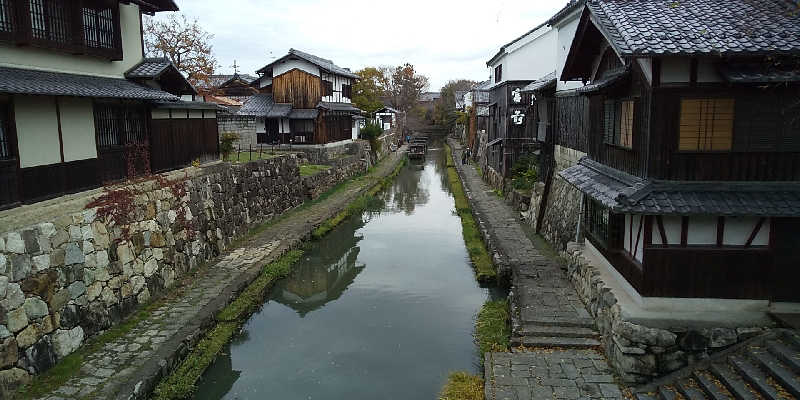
449 140 624 400
33 150 407 400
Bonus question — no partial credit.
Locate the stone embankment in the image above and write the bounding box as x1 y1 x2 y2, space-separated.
448 140 623 400
0 144 391 398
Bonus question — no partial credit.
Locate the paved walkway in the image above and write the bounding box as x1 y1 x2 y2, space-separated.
449 140 624 400
34 151 406 400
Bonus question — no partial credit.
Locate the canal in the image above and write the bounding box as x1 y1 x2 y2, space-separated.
195 138 501 399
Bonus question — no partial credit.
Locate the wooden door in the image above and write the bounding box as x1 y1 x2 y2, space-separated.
0 99 20 209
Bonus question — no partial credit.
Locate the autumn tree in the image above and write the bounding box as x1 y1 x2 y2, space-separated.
144 14 218 87
353 66 392 114
388 64 429 112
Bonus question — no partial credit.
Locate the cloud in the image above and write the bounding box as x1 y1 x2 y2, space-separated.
153 0 570 89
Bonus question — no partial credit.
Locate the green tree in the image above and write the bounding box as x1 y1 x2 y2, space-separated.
434 79 476 131
389 64 429 112
352 67 391 114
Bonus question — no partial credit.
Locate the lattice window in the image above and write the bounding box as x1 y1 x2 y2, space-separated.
290 119 314 134
30 0 71 44
495 64 502 83
322 80 333 97
82 5 114 49
679 98 734 151
586 199 610 246
604 99 634 149
0 103 12 160
94 103 149 149
0 0 13 33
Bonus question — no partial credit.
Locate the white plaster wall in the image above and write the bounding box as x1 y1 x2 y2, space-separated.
320 73 353 104
687 216 718 245
724 217 770 246
258 77 273 89
0 4 144 79
204 111 217 119
188 110 203 119
279 118 290 134
555 11 584 92
14 96 61 168
152 109 171 120
58 98 97 162
351 119 360 140
623 214 644 262
255 117 266 133
273 59 319 78
651 216 683 246
661 58 691 83
506 27 556 82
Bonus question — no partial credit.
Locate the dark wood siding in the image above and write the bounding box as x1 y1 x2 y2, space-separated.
151 115 218 173
273 68 322 109
555 93 589 153
315 111 351 144
19 158 99 203
649 86 800 181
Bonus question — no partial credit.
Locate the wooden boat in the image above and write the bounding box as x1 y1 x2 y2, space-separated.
408 142 427 159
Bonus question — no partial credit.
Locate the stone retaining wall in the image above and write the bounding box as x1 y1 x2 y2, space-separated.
218 115 257 147
0 154 364 387
562 243 767 384
302 155 367 200
524 145 585 251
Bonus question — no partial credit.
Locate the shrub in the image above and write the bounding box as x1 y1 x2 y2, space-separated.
220 132 240 161
360 121 383 140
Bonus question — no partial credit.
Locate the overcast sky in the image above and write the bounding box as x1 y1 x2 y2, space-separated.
151 0 570 90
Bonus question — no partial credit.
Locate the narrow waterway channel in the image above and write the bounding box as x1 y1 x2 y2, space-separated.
195 137 503 399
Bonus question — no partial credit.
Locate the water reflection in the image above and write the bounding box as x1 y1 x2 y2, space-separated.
195 139 496 400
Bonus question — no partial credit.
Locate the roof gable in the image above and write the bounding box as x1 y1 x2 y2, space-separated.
257 49 359 79
125 58 196 96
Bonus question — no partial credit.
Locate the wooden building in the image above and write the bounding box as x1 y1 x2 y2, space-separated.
239 49 363 145
0 0 219 210
557 0 800 303
374 107 403 132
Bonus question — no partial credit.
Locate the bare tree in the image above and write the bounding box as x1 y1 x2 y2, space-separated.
388 64 429 112
144 14 218 87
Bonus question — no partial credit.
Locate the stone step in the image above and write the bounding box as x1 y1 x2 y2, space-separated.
708 363 758 400
784 331 800 349
518 324 598 339
749 349 800 398
636 394 658 400
521 317 595 329
692 370 733 400
657 386 680 400
729 355 781 400
676 379 707 400
512 335 601 349
766 340 800 373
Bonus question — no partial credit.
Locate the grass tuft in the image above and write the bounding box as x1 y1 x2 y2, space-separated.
444 144 496 283
439 372 484 400
476 299 511 355
299 164 331 176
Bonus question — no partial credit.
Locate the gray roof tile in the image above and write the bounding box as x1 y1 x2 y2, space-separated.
289 109 319 120
237 94 292 117
258 49 359 79
0 67 179 101
318 102 363 114
125 58 174 79
560 158 800 216
522 71 557 92
588 0 800 56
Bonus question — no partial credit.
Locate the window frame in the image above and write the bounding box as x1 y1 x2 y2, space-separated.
0 99 16 161
494 64 502 83
677 97 735 153
322 80 333 97
603 97 635 150
93 101 150 151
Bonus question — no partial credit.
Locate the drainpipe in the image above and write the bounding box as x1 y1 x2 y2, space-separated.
575 195 584 243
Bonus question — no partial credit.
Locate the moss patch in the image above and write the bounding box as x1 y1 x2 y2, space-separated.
153 250 304 400
439 372 484 400
444 144 496 283
476 299 511 355
299 164 331 176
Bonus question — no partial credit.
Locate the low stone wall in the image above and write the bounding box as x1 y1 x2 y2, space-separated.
218 114 256 147
562 243 767 384
525 145 585 251
482 166 504 192
301 155 367 200
292 140 370 166
0 156 322 387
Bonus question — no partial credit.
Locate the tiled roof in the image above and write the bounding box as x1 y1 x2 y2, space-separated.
268 103 292 118
289 109 319 120
588 0 800 57
476 105 489 117
317 102 363 114
237 94 274 116
125 58 174 79
547 0 586 25
718 62 800 83
0 67 179 101
522 71 557 92
258 49 359 79
208 74 258 88
153 101 223 111
560 158 800 216
576 68 629 94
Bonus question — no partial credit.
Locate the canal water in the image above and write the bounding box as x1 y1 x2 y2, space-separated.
195 139 501 399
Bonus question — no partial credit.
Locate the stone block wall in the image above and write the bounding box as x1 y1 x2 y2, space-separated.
293 140 369 165
218 115 257 147
562 243 768 384
0 156 307 389
301 155 367 200
524 145 586 251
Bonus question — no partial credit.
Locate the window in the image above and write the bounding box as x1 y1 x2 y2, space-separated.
94 103 149 149
30 0 71 43
82 4 115 49
679 98 734 151
291 119 314 133
0 0 13 33
342 84 352 99
495 65 502 83
585 199 623 249
0 102 12 160
322 80 333 97
603 99 634 149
